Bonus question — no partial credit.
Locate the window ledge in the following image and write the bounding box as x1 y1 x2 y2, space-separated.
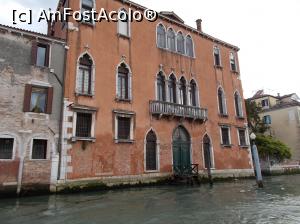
71 137 96 142
0 159 14 161
219 113 229 118
221 144 232 148
115 97 132 103
76 93 94 97
144 170 160 173
117 33 131 39
236 116 245 120
29 159 50 161
114 139 134 144
231 70 239 74
214 65 223 69
239 145 250 149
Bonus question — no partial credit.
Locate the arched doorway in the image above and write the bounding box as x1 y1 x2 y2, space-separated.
172 126 191 174
145 130 157 171
203 134 212 169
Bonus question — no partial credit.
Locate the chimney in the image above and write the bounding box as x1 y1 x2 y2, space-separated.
196 19 202 32
277 93 280 97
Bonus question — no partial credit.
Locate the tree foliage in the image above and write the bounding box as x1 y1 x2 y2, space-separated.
245 99 292 161
255 134 292 162
245 100 269 134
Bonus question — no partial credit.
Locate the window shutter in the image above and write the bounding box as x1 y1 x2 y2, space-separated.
31 41 37 65
46 87 54 114
23 84 32 112
45 45 50 67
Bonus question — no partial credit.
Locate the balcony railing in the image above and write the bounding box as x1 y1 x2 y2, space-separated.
150 100 208 121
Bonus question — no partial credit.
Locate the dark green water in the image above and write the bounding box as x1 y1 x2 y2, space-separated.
1 175 300 224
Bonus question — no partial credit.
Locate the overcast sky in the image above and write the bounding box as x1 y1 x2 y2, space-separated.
0 0 299 98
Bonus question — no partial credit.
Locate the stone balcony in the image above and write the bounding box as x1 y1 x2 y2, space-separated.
149 100 208 121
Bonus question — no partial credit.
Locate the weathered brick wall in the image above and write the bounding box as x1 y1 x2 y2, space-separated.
0 29 65 190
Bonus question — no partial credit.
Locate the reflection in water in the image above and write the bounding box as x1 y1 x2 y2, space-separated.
1 175 300 224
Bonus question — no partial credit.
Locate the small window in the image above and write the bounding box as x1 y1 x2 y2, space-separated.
263 115 272 125
238 129 247 146
0 138 14 160
117 63 130 100
168 74 177 103
117 117 132 140
230 52 237 71
118 9 130 37
186 35 194 57
221 126 231 146
114 112 134 142
76 54 93 95
30 87 48 113
214 46 221 66
81 0 94 24
23 85 53 114
157 72 166 101
218 87 227 115
36 44 48 67
157 24 166 48
234 91 243 117
32 139 47 160
167 28 176 51
177 32 185 54
75 112 92 138
261 99 269 107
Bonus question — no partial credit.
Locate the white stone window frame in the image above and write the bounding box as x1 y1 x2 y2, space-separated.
75 52 96 97
201 133 215 169
72 110 96 142
156 23 167 49
234 90 244 118
230 51 238 72
155 70 168 102
188 78 200 107
117 8 131 38
29 137 51 161
113 111 135 144
0 134 17 161
219 125 232 146
176 30 186 55
237 127 250 148
213 45 222 67
80 0 96 26
167 72 178 103
115 60 132 102
217 86 228 116
166 27 176 52
144 128 160 173
185 34 195 58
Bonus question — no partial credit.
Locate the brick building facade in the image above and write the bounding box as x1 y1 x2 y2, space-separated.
49 0 253 187
0 24 66 195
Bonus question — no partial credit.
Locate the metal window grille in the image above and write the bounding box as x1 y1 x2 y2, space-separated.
117 117 131 140
32 139 47 160
0 138 14 159
76 113 92 138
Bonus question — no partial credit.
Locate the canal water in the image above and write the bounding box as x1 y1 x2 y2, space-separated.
1 175 300 224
